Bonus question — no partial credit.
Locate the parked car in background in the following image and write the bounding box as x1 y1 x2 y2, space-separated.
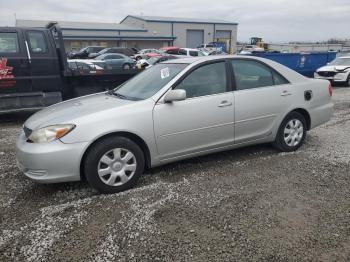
95 53 135 69
134 49 164 60
89 47 136 58
68 46 105 59
17 56 333 194
68 59 105 74
137 55 178 69
314 56 350 86
201 49 228 56
198 44 215 49
176 48 206 57
160 46 180 55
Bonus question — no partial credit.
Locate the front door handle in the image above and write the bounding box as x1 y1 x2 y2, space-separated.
19 59 29 68
218 100 232 107
281 90 292 96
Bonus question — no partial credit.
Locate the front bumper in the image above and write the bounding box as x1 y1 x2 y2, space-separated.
16 132 88 183
314 72 348 82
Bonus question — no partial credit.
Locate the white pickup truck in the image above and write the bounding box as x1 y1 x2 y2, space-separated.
176 48 206 57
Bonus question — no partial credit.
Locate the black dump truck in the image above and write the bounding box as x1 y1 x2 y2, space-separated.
0 22 140 113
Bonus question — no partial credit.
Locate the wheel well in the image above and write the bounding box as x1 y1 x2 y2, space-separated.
80 132 152 180
291 108 311 130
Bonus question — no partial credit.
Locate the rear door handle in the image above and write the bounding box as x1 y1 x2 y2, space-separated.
218 100 232 107
281 90 292 96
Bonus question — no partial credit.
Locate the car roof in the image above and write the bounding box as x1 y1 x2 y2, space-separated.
179 48 200 51
162 55 307 83
162 55 229 64
99 53 125 56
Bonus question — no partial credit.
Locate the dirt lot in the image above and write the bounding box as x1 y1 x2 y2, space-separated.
0 88 349 262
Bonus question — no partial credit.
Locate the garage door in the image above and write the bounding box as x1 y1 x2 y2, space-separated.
215 30 231 39
186 30 204 48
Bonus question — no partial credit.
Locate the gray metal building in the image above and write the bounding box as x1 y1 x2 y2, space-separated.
16 15 238 52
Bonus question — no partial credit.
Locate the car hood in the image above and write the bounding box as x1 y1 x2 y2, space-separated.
24 93 136 130
317 65 350 72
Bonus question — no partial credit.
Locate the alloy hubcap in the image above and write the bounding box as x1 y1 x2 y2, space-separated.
284 119 304 147
97 148 137 187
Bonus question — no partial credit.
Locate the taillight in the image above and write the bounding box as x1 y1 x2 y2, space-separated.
328 83 333 96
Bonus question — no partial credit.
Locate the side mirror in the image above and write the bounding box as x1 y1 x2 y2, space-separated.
164 89 186 103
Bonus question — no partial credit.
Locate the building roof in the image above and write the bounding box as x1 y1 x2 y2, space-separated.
15 19 146 31
121 15 238 25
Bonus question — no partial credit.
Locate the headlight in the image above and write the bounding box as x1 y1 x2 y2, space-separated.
28 124 75 143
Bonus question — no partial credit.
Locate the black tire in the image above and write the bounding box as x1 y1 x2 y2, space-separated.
84 136 145 194
122 63 131 70
273 111 307 152
346 75 350 87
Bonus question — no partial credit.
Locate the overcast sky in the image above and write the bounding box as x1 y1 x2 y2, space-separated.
0 0 349 43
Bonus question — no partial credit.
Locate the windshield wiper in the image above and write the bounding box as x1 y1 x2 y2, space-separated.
113 92 129 100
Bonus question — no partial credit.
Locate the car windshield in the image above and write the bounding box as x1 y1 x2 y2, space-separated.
79 47 88 52
329 58 350 66
112 63 188 100
98 48 109 55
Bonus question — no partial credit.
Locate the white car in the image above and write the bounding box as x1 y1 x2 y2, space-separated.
314 56 350 86
239 45 265 54
176 48 206 57
68 59 105 73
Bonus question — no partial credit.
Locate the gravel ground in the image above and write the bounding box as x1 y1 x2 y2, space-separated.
0 88 349 262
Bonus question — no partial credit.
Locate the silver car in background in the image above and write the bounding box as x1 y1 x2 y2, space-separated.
16 56 333 193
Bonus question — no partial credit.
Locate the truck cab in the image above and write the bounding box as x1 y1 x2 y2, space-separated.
0 23 140 113
0 27 63 112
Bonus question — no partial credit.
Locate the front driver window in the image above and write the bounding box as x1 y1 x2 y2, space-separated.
175 62 227 98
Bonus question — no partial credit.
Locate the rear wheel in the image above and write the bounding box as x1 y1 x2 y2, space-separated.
84 136 145 194
273 112 307 152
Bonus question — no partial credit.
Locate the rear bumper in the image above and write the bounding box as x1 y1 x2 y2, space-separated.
310 102 334 129
16 132 88 183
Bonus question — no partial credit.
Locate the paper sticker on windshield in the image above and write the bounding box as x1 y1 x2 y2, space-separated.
160 67 170 79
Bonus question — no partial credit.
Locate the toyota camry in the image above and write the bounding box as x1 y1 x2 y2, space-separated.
16 56 334 193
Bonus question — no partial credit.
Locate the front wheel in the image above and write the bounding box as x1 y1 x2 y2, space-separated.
346 75 350 87
273 112 307 152
122 63 131 70
84 137 145 194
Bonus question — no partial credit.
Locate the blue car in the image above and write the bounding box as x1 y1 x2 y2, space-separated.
95 53 135 70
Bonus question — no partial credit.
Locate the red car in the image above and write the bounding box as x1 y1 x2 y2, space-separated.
143 52 162 59
160 46 180 55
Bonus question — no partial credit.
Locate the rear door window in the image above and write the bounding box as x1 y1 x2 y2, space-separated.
27 31 48 53
231 60 274 90
167 49 178 55
178 49 187 55
0 32 19 53
113 55 123 59
272 70 289 85
189 51 198 57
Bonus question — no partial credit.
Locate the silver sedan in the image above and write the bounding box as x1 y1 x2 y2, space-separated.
16 56 334 193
